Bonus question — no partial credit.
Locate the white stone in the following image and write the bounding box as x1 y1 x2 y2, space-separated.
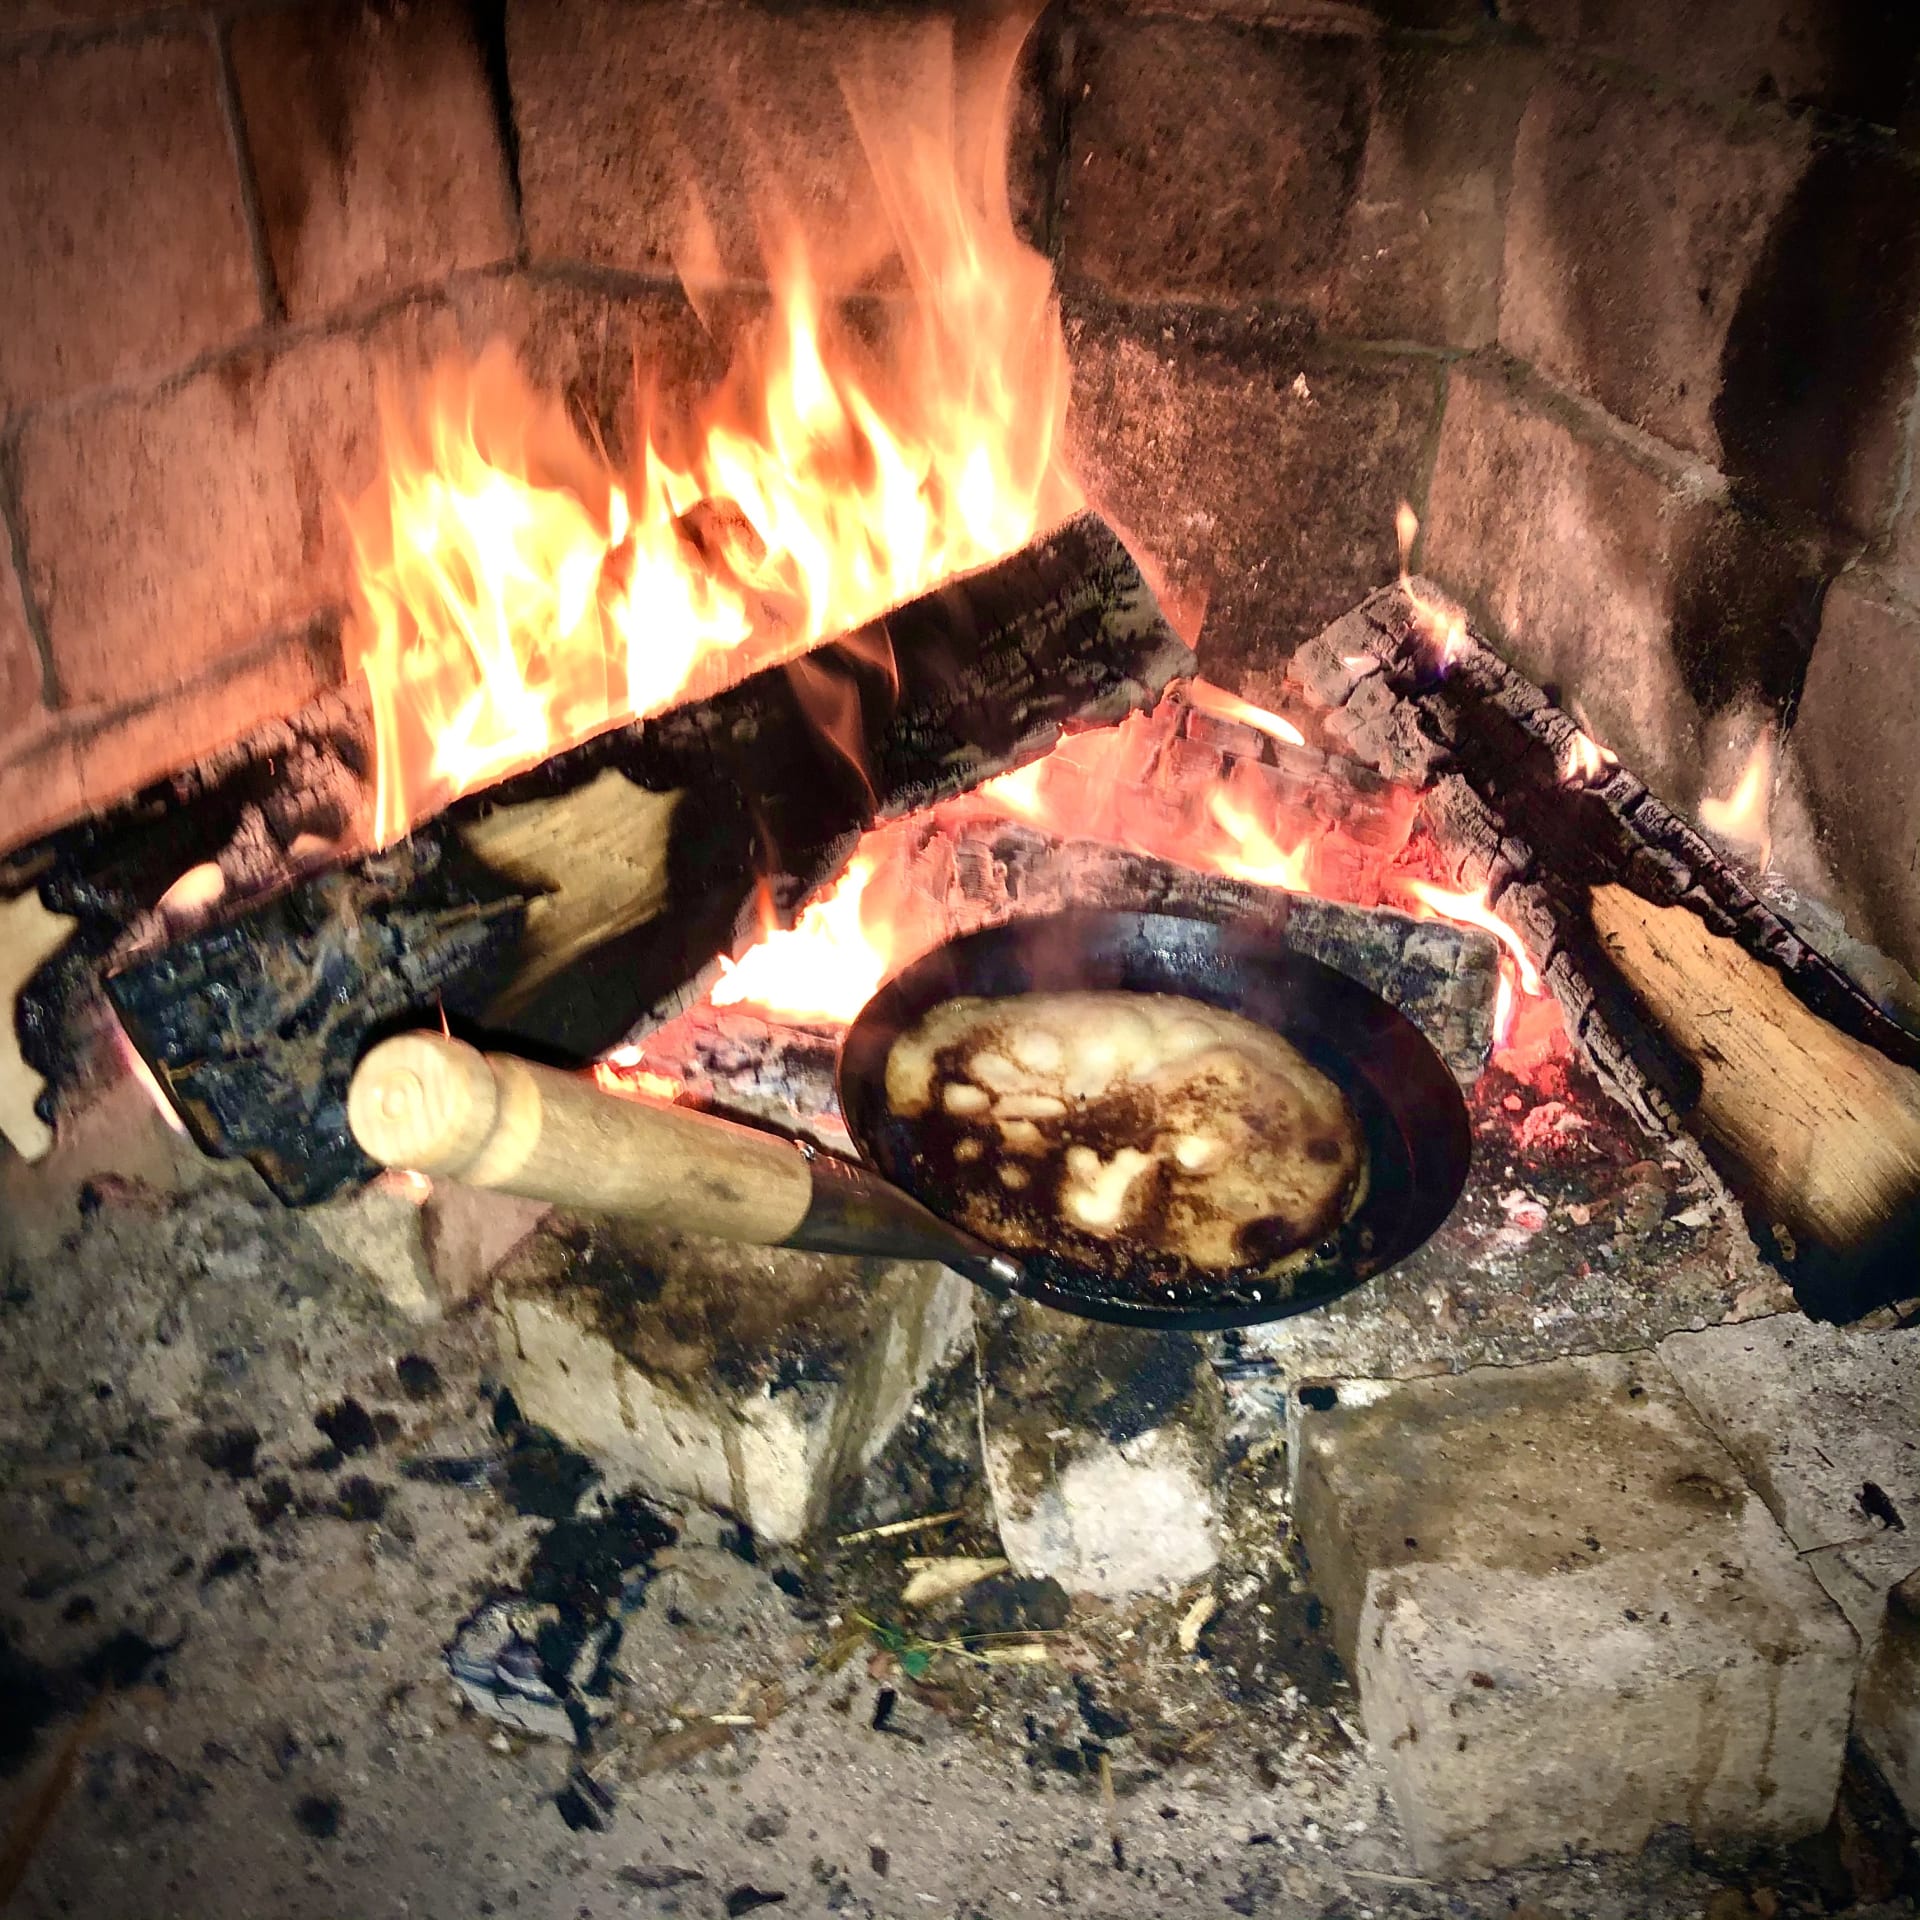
1658 1314 1920 1645
1293 1352 1858 1877
980 1305 1224 1598
495 1238 972 1545
308 1181 438 1319
986 1423 1218 1598
306 1177 549 1320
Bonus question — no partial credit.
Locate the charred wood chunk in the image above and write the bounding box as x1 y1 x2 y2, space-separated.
106 835 527 1203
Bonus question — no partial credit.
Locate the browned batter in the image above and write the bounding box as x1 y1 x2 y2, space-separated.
884 991 1363 1271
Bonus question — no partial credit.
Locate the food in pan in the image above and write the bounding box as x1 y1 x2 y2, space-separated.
884 990 1363 1270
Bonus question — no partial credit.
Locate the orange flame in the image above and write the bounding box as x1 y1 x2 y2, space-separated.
708 854 892 1025
1563 728 1613 785
1393 503 1468 671
347 18 1079 844
1401 878 1544 997
1184 678 1307 747
1699 733 1773 868
1205 789 1312 891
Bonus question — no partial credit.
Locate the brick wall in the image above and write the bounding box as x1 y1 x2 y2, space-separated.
2 0 1918 970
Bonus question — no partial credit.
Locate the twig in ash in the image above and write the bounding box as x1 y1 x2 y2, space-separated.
835 1509 965 1546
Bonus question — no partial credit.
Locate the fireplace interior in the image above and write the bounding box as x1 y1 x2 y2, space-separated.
2 1 1919 1914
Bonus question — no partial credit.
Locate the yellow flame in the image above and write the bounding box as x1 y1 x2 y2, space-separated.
708 855 889 1024
1185 678 1307 747
1699 734 1773 867
347 17 1080 845
1205 789 1312 891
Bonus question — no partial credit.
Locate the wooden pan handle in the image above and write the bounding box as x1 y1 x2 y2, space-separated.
347 1031 813 1246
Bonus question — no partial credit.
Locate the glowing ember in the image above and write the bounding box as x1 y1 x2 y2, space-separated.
1184 678 1307 747
158 861 225 919
593 1045 682 1104
347 18 1080 846
708 855 894 1024
1699 733 1773 868
1401 878 1544 996
1205 789 1312 891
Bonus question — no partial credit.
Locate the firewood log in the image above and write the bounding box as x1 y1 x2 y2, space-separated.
1591 882 1920 1256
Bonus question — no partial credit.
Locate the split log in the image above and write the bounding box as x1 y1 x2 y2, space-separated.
98 512 1192 1203
1 888 77 1159
1289 577 1920 1316
1591 884 1920 1258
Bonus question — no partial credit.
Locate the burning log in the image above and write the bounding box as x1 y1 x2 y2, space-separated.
1289 576 1920 1316
94 512 1193 1203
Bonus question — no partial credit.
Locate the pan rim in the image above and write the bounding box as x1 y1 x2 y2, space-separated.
835 907 1473 1330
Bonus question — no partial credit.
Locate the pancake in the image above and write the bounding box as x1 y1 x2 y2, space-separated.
884 990 1363 1271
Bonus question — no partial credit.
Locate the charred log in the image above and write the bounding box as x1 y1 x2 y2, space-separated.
1289 578 1920 1317
68 512 1190 1202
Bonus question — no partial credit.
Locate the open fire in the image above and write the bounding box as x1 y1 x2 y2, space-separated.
335 2 1561 1084
347 17 1078 847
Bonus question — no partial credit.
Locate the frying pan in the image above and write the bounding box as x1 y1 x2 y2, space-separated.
347 909 1472 1331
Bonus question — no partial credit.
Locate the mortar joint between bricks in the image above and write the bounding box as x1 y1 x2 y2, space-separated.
0 427 62 713
207 9 287 328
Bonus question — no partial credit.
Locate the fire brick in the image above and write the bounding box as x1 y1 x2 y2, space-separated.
1499 72 1811 470
509 0 956 286
0 637 342 855
1329 41 1537 351
1062 16 1371 312
1292 1353 1857 1876
1422 354 1819 810
448 272 737 468
0 32 260 412
1065 303 1441 684
1502 0 1920 124
14 303 456 713
492 1221 973 1546
229 0 517 321
1785 567 1920 979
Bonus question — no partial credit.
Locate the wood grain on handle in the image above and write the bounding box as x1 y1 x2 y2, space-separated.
347 1031 813 1245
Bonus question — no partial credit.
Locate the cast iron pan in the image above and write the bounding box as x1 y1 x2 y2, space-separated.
837 909 1473 1331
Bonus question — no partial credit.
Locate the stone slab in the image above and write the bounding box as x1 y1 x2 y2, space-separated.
493 1218 972 1544
1061 15 1370 312
1785 567 1920 980
1065 299 1439 683
981 1302 1224 1598
1659 1313 1920 1646
1329 40 1537 350
230 0 516 319
0 31 260 411
15 302 454 713
1499 71 1809 470
1293 1351 1857 1876
1857 1568 1920 1823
